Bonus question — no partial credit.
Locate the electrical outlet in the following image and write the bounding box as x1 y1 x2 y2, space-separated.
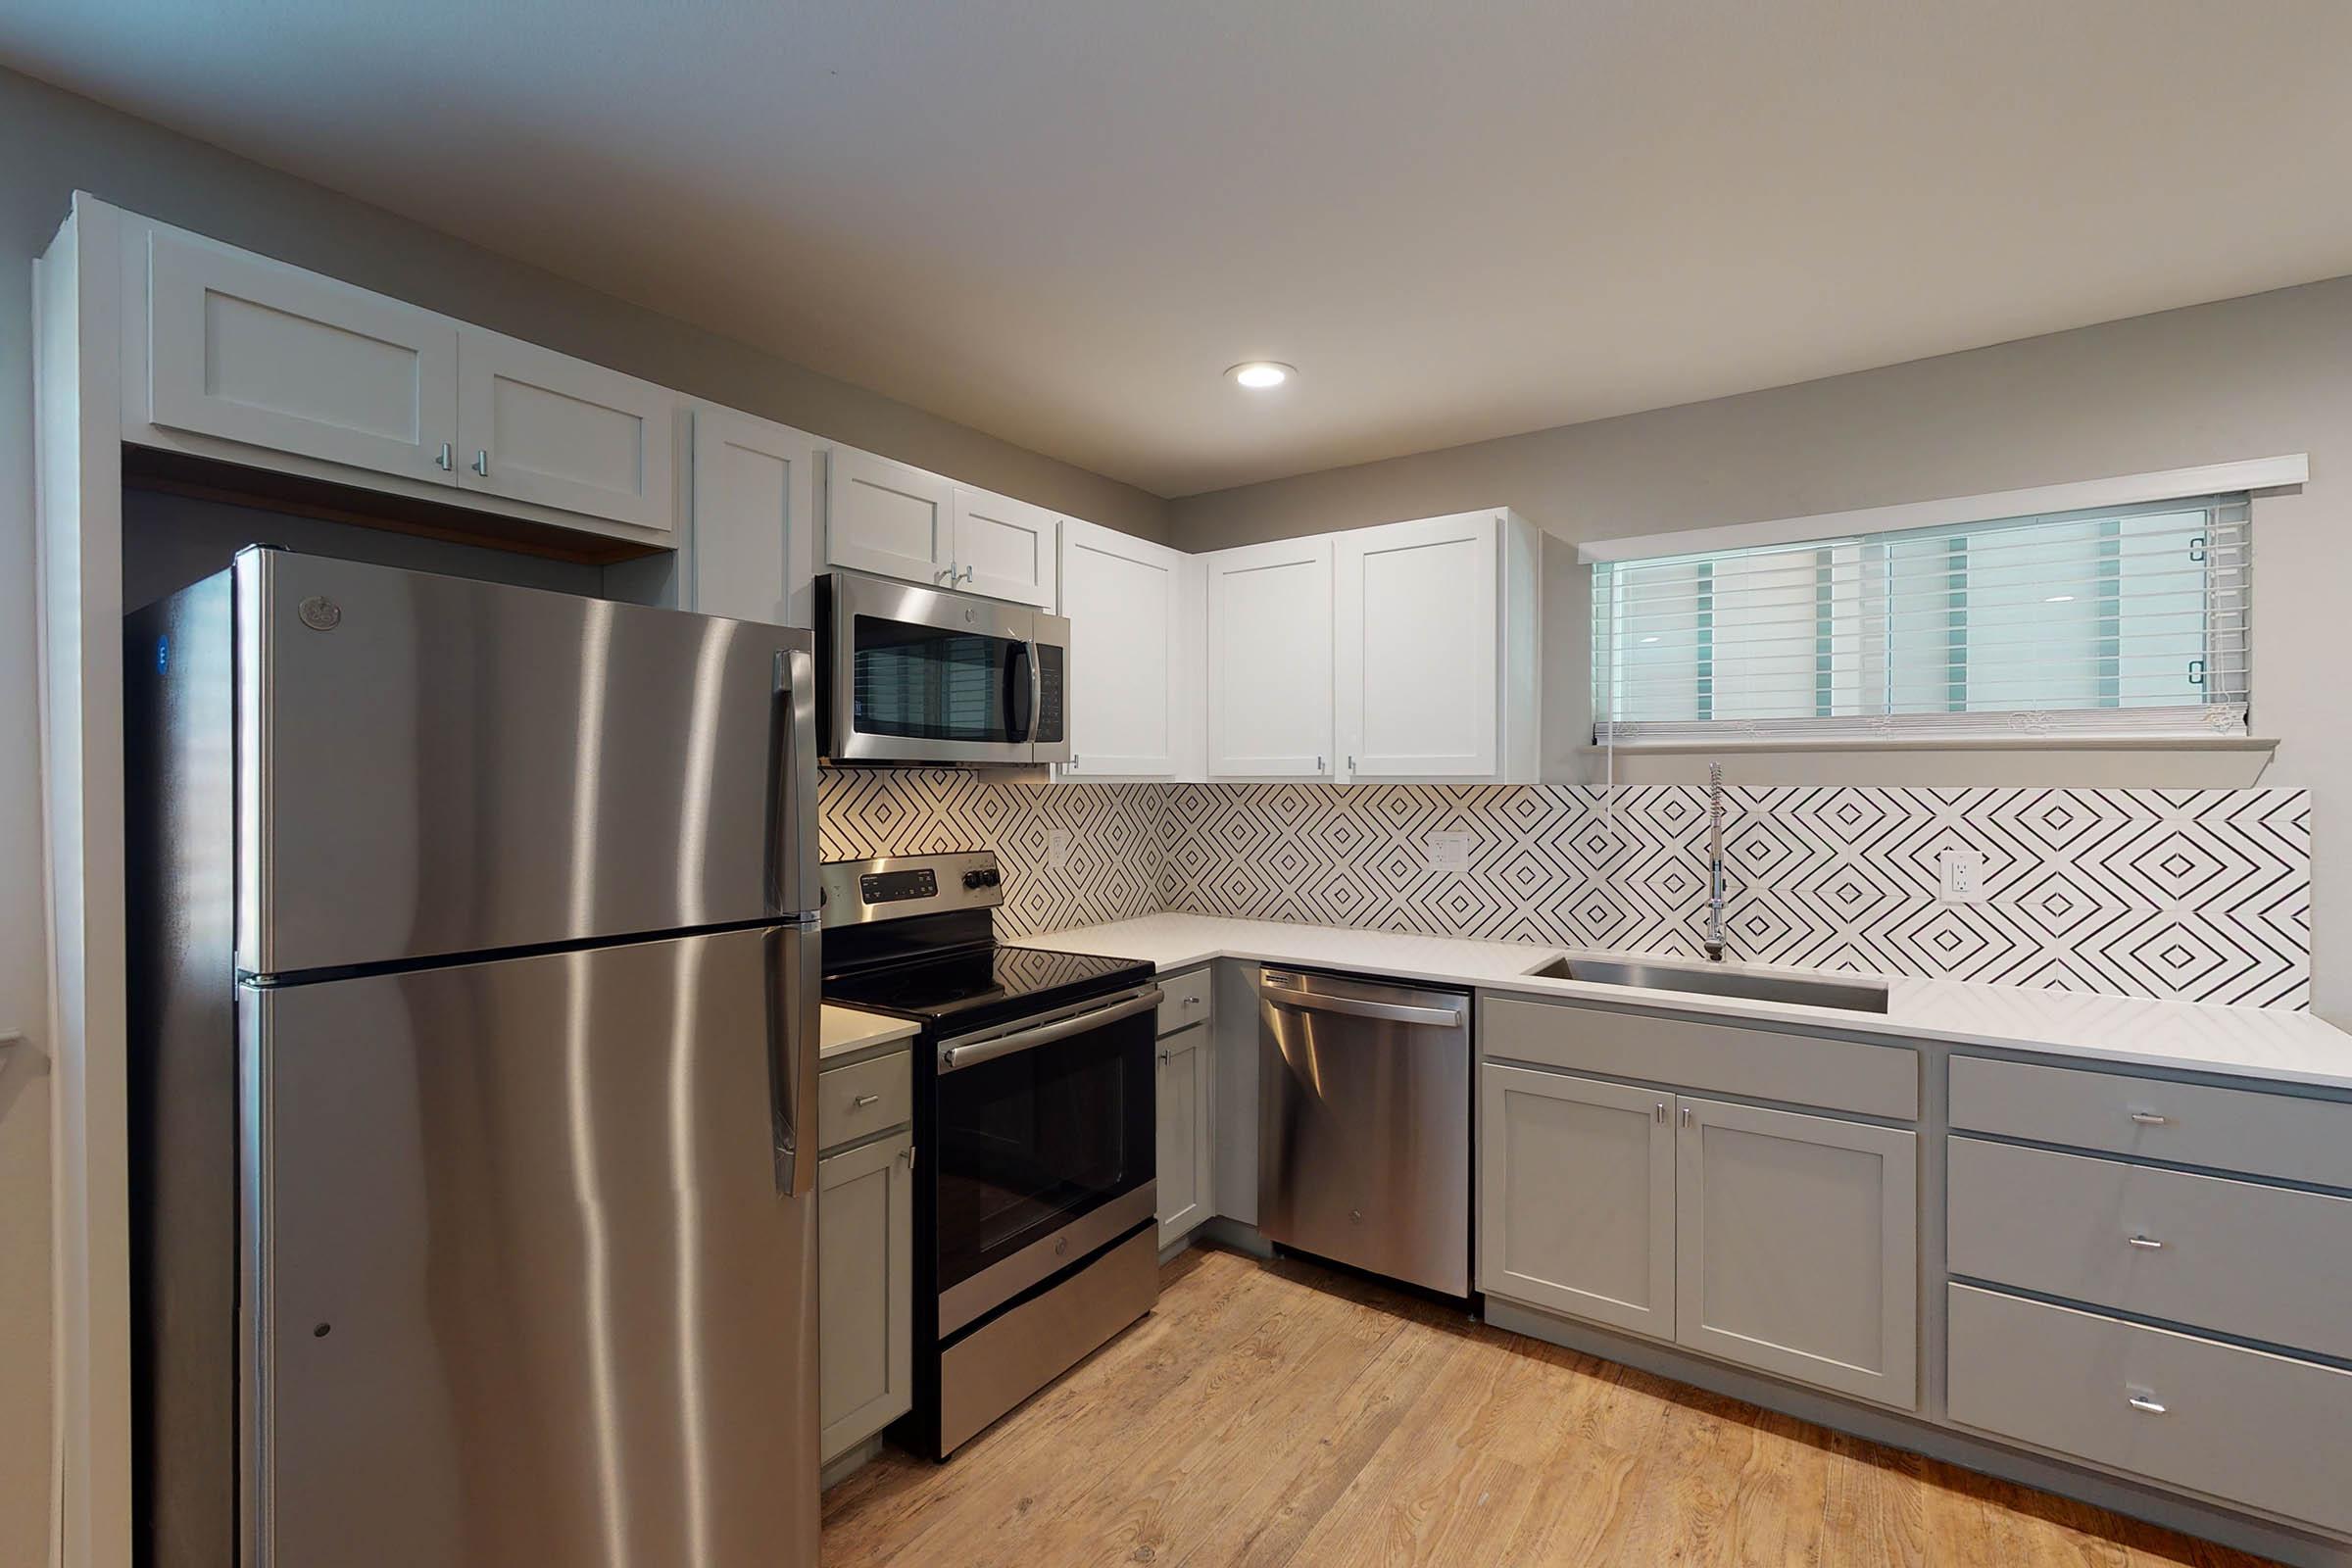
1046 827 1072 872
1938 848 1987 904
1426 831 1472 873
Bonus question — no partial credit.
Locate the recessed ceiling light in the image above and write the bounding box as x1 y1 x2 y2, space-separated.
2045 594 2077 603
1226 361 1295 390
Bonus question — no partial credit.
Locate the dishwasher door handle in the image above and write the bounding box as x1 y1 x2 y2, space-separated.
1260 984 1462 1029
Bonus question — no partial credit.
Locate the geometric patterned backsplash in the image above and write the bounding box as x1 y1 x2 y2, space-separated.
821 772 2310 1007
1162 783 2312 1009
816 769 1166 938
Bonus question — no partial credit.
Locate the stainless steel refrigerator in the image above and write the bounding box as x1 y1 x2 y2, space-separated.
125 548 823 1567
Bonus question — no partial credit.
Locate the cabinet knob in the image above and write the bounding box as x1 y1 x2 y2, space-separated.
1679 1105 1693 1129
852 1093 881 1108
2126 1393 2168 1415
2128 1110 2172 1127
1159 1050 1171 1066
472 450 490 477
2126 1234 2165 1250
435 441 454 471
958 564 975 584
1653 1102 1667 1123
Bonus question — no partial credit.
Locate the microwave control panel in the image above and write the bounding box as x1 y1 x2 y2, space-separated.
1035 643 1065 744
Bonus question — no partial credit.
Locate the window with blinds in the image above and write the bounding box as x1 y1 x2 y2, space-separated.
1592 496 2250 744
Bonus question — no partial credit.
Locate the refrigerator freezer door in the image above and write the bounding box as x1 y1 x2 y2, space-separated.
245 923 819 1568
234 549 818 976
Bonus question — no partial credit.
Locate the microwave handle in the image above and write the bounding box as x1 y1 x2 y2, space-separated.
1006 639 1035 743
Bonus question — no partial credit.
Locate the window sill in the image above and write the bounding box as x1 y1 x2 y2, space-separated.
1581 734 2279 756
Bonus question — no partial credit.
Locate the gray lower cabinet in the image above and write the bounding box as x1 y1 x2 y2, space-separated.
1476 1058 1919 1410
1478 1065 1675 1339
1156 1024 1214 1246
817 1131 914 1464
1949 1283 2352 1537
1675 1097 1917 1409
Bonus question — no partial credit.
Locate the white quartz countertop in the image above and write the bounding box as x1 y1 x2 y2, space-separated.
1012 912 2352 1092
820 1004 919 1062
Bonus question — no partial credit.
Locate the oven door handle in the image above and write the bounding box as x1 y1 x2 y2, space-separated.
939 986 1164 1073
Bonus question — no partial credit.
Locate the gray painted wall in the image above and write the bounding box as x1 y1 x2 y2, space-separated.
1169 276 2351 1024
0 64 1175 1565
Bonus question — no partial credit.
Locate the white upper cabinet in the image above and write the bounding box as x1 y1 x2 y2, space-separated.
822 447 1057 608
1205 534 1336 778
147 227 461 487
1338 512 1496 777
1335 509 1539 783
1059 519 1197 777
952 487 1057 608
823 447 956 585
686 406 819 627
454 326 677 533
134 218 679 541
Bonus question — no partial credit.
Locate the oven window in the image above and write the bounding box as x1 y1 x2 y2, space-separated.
852 615 1016 743
934 1013 1152 1291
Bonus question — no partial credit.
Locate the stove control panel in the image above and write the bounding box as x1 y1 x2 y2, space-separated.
819 850 1004 927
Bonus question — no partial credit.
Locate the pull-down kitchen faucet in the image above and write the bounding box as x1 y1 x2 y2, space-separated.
1704 761 1728 962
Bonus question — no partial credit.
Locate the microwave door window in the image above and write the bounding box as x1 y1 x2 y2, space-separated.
851 616 1018 744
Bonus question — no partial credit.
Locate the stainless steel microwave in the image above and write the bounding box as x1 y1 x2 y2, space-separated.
818 570 1071 766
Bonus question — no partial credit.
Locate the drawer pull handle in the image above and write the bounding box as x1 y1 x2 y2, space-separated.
2128 1110 2172 1127
852 1093 882 1108
2126 1394 2168 1416
2127 1234 2166 1250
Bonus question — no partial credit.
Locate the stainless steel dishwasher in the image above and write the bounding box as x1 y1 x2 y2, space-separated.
1255 967 1471 1296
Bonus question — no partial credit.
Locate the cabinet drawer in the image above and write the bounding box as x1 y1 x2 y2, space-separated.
1947 1284 2352 1535
1157 966 1213 1036
1481 995 1916 1121
1949 1138 2352 1360
1949 1055 2352 1190
817 1051 911 1152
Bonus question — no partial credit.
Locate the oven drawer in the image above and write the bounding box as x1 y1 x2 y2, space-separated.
1947 1284 2352 1535
1948 1137 2352 1360
1157 966 1212 1037
1948 1055 2352 1190
818 1050 912 1153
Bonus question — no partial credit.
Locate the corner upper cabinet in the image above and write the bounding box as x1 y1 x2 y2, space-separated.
686 407 819 627
146 227 461 487
952 487 1057 608
823 448 956 586
1059 519 1199 777
453 326 678 533
1336 510 1539 781
1204 534 1337 778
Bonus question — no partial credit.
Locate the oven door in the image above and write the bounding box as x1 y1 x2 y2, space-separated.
932 984 1160 1335
823 571 1039 764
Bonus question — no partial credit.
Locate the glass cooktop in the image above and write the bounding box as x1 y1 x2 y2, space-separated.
821 944 1153 1029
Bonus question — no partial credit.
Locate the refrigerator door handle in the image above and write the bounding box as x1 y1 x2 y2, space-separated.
768 923 821 1196
769 646 819 918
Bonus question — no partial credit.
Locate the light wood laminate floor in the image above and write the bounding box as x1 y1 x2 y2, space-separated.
821 1246 2278 1567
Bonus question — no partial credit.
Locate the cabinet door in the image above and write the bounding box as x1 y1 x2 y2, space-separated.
688 406 819 627
953 487 1058 608
824 448 955 585
1205 535 1335 777
1675 1097 1917 1408
1156 1026 1213 1246
455 326 677 531
818 1134 914 1461
1061 519 1183 776
1336 513 1498 778
148 227 460 486
1478 1065 1675 1338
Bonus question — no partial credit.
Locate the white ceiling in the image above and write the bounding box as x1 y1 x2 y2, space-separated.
9 1 2352 498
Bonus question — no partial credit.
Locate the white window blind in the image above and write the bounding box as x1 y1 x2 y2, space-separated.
1592 496 2250 744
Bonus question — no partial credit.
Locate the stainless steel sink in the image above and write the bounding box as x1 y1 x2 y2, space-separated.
1527 956 1889 1013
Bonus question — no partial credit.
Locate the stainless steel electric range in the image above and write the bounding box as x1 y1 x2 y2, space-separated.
819 850 1162 1458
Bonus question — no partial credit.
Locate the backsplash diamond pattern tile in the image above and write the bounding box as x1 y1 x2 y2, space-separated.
1158 784 2311 1008
820 772 2308 1006
817 770 1165 938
